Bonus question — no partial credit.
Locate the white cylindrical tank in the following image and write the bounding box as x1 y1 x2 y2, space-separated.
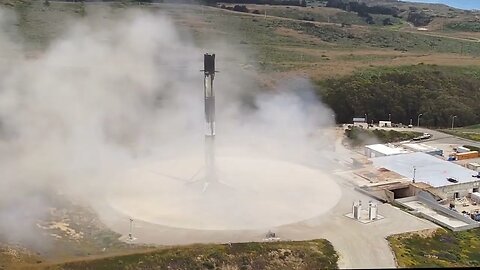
368 201 377 220
353 205 360 219
352 200 362 220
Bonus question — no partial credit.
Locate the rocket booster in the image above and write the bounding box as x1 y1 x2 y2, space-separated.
203 53 216 185
204 54 215 137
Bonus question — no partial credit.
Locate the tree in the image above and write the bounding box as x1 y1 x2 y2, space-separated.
383 18 394 26
316 65 480 127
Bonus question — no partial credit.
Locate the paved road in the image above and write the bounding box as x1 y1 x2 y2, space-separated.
388 126 480 148
419 128 480 148
279 191 437 269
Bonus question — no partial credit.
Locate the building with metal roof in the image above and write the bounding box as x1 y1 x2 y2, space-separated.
402 143 443 156
371 152 480 199
364 144 410 158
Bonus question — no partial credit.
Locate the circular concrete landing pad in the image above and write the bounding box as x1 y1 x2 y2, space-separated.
108 157 341 230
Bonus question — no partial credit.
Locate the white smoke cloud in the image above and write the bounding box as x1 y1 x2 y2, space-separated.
0 6 336 246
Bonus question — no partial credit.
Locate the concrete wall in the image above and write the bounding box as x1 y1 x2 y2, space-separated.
364 148 382 158
396 192 479 231
436 180 480 199
385 189 395 202
354 186 390 203
364 148 390 158
391 185 421 199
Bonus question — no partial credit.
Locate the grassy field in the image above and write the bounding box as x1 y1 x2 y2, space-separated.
446 21 480 32
2 1 480 78
388 228 480 267
0 192 150 269
35 240 338 270
443 124 480 142
236 4 370 25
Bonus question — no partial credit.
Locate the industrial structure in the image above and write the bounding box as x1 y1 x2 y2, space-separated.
402 143 443 156
364 143 444 158
360 140 480 230
378 121 392 127
466 162 480 172
364 144 409 158
347 200 381 223
353 117 367 128
371 152 480 199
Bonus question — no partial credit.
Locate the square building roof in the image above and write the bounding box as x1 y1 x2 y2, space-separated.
371 152 479 188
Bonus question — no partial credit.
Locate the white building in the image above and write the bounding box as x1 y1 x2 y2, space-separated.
371 152 480 199
379 121 392 127
353 117 367 128
364 144 410 158
402 143 443 156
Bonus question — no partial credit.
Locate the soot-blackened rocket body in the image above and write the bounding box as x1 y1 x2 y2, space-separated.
203 54 216 184
204 54 216 137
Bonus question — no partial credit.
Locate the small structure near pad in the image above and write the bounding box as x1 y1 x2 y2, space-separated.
346 200 384 224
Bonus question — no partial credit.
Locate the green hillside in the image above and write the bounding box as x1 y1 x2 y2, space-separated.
317 65 480 127
388 228 480 267
443 124 480 142
45 240 338 270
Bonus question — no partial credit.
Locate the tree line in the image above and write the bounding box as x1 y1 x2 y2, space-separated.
326 0 433 26
203 0 306 6
316 65 480 128
326 0 399 16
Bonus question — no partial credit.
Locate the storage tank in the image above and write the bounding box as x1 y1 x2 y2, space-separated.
352 201 362 220
368 201 377 220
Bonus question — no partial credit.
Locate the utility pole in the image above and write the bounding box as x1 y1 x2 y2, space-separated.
417 113 423 127
413 166 416 183
451 115 457 130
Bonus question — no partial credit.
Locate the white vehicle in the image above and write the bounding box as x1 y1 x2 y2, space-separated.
413 133 432 141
